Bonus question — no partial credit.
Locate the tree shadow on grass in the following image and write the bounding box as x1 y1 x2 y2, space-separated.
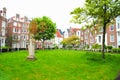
84 51 118 64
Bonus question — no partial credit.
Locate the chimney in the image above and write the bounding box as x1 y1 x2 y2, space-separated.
16 14 20 18
24 16 28 22
2 7 6 18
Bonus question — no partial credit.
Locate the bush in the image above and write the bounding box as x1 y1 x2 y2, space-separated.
107 46 112 50
85 45 89 49
112 48 120 53
54 46 58 49
92 44 101 49
67 45 72 49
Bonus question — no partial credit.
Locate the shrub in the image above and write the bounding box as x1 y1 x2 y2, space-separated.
92 44 101 49
112 48 120 53
1 46 10 49
67 45 72 49
107 46 112 50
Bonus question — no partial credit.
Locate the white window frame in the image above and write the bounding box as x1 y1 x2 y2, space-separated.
118 32 120 36
98 36 101 43
110 25 114 31
13 22 17 26
110 34 114 42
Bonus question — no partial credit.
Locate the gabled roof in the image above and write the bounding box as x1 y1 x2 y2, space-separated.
56 29 63 38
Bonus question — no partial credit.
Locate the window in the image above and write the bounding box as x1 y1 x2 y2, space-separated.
23 24 26 27
26 35 28 40
18 36 20 40
110 34 114 42
13 35 18 40
15 28 17 32
118 32 120 36
118 23 120 29
110 25 114 31
98 36 101 43
18 29 20 33
2 39 4 43
24 29 26 32
13 28 15 32
16 18 19 21
77 32 79 36
24 35 26 39
2 21 6 27
13 28 18 33
13 22 17 26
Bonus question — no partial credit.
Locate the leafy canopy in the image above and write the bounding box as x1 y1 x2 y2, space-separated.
71 0 120 26
29 16 56 41
62 35 79 46
70 0 120 59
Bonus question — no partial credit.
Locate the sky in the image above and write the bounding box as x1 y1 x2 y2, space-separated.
0 0 85 29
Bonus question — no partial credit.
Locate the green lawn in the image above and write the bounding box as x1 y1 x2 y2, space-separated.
0 49 120 80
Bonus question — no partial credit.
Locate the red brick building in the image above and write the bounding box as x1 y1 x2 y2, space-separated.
0 7 7 47
7 14 29 49
106 23 117 48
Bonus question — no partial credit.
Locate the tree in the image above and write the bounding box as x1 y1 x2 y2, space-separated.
61 35 79 48
71 0 120 59
29 16 56 49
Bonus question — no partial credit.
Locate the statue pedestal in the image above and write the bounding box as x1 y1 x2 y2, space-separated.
27 37 37 60
27 55 37 60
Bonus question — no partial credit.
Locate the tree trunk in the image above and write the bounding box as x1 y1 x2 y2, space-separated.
102 22 106 59
42 39 45 49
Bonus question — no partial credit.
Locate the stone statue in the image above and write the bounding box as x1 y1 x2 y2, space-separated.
27 35 36 60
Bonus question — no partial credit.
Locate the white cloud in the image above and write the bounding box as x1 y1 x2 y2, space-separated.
0 0 85 29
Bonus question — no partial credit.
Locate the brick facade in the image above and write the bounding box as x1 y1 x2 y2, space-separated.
106 23 117 48
0 7 7 47
7 14 29 48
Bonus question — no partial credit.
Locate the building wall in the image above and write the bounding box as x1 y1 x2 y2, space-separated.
116 16 120 48
106 22 117 48
7 14 29 48
0 7 7 47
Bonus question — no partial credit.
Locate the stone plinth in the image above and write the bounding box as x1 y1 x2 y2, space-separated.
27 36 37 60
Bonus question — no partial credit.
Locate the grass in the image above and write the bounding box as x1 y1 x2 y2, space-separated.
0 49 120 80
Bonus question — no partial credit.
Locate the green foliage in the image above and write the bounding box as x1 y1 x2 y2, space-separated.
107 46 113 50
0 50 120 80
61 35 80 48
29 16 56 40
53 44 58 49
84 45 89 49
67 45 73 49
71 0 120 58
1 46 10 49
112 48 120 53
29 16 56 49
92 44 101 49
